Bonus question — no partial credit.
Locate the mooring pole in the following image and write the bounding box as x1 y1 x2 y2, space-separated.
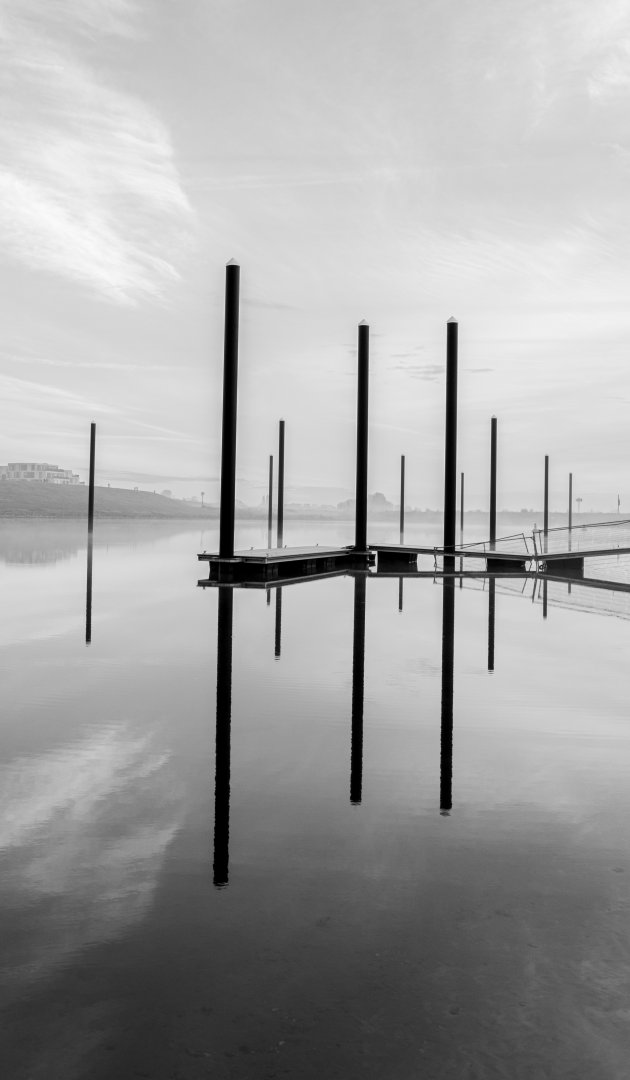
460 471 464 540
543 455 549 551
214 586 233 887
267 454 273 549
443 319 458 572
568 472 573 530
459 470 464 587
399 454 405 544
88 421 96 535
350 573 366 804
489 416 497 550
440 578 455 814
354 321 370 553
219 260 240 560
277 420 285 548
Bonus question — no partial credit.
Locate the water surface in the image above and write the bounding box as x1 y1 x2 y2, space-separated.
2 520 630 1079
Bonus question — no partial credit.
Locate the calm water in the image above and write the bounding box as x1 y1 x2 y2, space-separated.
2 520 630 1079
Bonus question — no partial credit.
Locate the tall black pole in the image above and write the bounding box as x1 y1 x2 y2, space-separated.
543 455 549 550
214 586 233 887
460 471 464 539
354 321 369 552
487 578 495 672
88 422 96 535
350 573 366 804
489 416 497 550
267 454 273 549
443 319 458 571
399 454 405 544
568 472 573 530
440 578 455 814
219 260 240 560
459 471 464 586
277 420 285 548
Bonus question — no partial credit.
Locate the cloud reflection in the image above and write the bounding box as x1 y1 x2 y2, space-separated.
0 724 180 991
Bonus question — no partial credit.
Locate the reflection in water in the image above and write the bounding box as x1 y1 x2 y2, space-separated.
85 534 93 645
0 726 176 997
487 578 495 672
440 578 455 814
350 574 367 805
543 578 548 619
214 587 233 888
274 587 283 658
398 576 403 612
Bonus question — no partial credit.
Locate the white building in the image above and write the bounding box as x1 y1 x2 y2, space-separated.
0 462 80 484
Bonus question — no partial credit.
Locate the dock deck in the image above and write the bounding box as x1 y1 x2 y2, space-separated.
198 545 374 584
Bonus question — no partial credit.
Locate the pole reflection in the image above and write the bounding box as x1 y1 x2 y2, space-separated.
398 576 403 613
274 587 283 658
213 586 233 888
487 577 495 673
85 534 93 646
440 577 455 815
350 574 367 805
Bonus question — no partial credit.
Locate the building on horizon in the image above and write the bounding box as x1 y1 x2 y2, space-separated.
0 462 81 484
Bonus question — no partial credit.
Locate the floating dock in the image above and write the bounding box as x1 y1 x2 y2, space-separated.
198 545 374 584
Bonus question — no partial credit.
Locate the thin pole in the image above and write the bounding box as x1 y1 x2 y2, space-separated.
267 454 273 549
277 420 285 548
350 574 366 804
568 472 573 530
460 471 464 540
219 260 240 560
87 422 96 535
443 319 458 571
489 416 497 549
543 455 549 547
459 471 464 586
354 321 370 552
399 454 405 544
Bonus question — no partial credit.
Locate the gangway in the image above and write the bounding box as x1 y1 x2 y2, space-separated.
373 518 630 576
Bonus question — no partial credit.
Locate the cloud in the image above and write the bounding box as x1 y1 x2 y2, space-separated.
0 0 193 304
390 362 445 381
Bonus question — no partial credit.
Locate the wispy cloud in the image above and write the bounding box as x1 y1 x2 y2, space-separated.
390 361 444 381
0 0 193 304
2 349 194 373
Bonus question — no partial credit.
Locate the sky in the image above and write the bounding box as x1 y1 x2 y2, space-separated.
1 0 629 511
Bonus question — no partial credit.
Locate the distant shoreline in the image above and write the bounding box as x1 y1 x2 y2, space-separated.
0 483 618 524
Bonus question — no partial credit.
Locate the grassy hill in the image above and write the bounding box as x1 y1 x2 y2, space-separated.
0 482 219 519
